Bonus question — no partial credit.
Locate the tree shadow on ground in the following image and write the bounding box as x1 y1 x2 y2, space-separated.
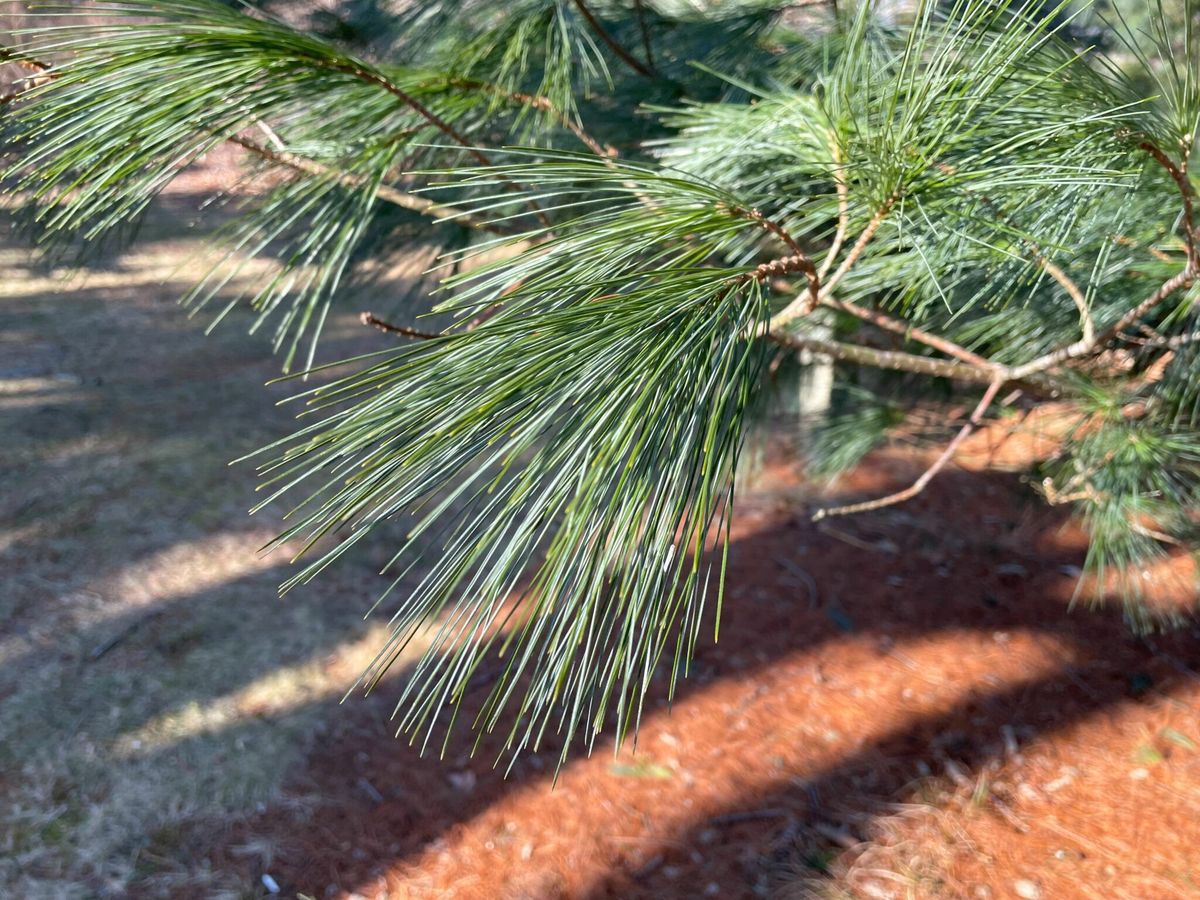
166 462 1200 898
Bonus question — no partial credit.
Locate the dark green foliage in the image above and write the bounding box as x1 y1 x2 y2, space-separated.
3 0 1199 761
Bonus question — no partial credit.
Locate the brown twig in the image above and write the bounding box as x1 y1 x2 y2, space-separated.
1010 264 1197 380
328 62 491 167
571 0 655 78
761 167 1002 373
1111 233 1174 263
3 43 542 232
442 78 616 161
1039 255 1094 343
1119 328 1200 350
771 195 897 330
324 61 552 229
822 296 997 370
448 78 665 211
228 135 511 235
768 330 1004 385
739 207 820 310
1140 141 1196 259
360 312 442 340
819 196 896 297
632 0 656 72
762 184 992 371
812 378 1004 520
1006 144 1200 379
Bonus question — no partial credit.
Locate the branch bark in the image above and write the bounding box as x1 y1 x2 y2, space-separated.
820 296 997 370
441 78 616 161
768 330 1002 384
1141 141 1197 260
739 207 820 310
1009 264 1198 380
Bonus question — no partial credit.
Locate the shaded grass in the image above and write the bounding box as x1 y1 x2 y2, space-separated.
0 195 430 897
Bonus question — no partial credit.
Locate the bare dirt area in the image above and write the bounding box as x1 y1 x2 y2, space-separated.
3 183 1200 898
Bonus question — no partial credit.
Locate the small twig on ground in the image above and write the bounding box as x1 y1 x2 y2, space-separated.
89 609 164 661
777 557 820 608
815 522 899 554
709 808 793 826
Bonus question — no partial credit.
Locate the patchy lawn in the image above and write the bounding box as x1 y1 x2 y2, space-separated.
0 165 433 897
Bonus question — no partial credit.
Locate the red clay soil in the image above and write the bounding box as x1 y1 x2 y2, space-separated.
206 444 1200 899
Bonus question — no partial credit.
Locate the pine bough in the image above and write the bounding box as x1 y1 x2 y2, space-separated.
3 0 1198 764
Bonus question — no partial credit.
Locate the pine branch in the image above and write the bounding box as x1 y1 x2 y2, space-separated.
228 135 510 234
1039 254 1094 344
817 196 897 299
1009 142 1200 380
1119 329 1200 350
817 141 850 281
443 78 616 160
1140 141 1197 260
767 330 1001 384
757 186 996 372
325 61 494 167
812 378 1004 520
738 206 819 309
570 0 655 78
771 195 897 330
1011 263 1199 379
943 164 1096 342
322 61 552 228
820 296 998 370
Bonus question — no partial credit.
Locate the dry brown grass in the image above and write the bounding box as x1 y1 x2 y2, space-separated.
0 158 435 896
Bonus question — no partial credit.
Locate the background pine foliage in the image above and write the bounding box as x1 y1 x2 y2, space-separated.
3 0 1199 761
